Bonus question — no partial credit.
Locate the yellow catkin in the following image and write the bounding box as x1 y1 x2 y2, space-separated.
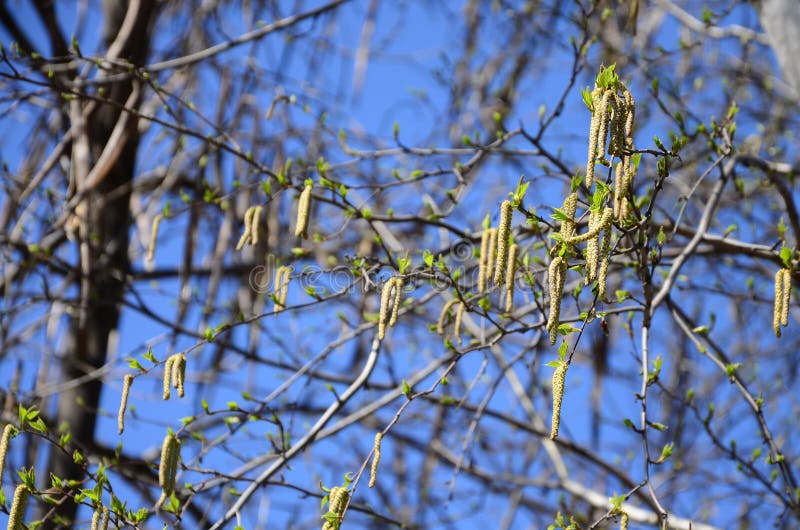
378 278 402 339
369 432 382 488
236 206 255 251
389 278 403 328
250 205 263 246
781 268 791 327
99 506 110 530
774 268 784 337
171 354 187 398
620 511 629 530
118 374 133 434
322 487 350 530
437 299 461 335
598 226 612 300
595 90 613 166
295 183 313 238
274 266 291 312
158 432 180 507
559 193 578 240
7 484 29 530
586 87 602 188
90 506 101 530
505 244 518 312
624 89 636 143
585 210 600 284
454 301 465 345
550 362 568 440
614 161 625 220
478 228 491 293
163 355 174 400
146 214 163 263
494 200 513 285
378 279 395 340
547 256 567 345
564 208 613 245
486 228 497 282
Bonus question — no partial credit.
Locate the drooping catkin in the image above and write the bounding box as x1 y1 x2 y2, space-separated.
478 228 491 293
494 200 513 285
550 361 568 440
274 266 292 312
0 424 14 490
585 210 600 284
389 278 403 328
378 277 402 340
157 432 180 507
163 355 175 400
250 205 263 246
322 487 350 530
90 505 108 530
774 269 785 337
437 299 460 335
547 256 567 345
559 193 578 240
563 208 613 245
453 300 465 345
586 87 602 188
598 226 612 300
118 374 134 434
147 214 163 263
595 90 613 166
369 432 382 488
486 228 497 282
236 206 256 251
295 183 313 239
620 511 629 530
170 354 187 398
505 244 518 312
7 484 29 530
781 268 791 327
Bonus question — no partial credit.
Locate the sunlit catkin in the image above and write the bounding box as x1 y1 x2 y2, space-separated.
585 210 600 284
158 432 180 507
162 355 174 400
564 208 612 245
437 299 460 335
147 214 163 263
91 506 109 530
781 268 791 327
250 205 263 246
550 361 568 440
486 228 497 282
170 354 187 398
453 301 465 345
774 268 785 337
494 200 513 285
389 278 403 328
595 90 613 166
295 183 313 238
236 206 255 251
322 486 350 530
586 87 602 188
369 432 382 488
274 266 291 312
478 228 491 293
7 484 29 530
118 374 133 434
0 424 14 490
559 193 578 240
620 511 629 530
505 244 518 312
598 227 612 299
547 256 567 345
378 277 403 339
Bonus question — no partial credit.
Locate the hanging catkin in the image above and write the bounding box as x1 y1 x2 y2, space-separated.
494 200 513 285
295 183 313 238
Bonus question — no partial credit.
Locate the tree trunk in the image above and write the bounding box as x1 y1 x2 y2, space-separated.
757 0 800 97
41 2 155 527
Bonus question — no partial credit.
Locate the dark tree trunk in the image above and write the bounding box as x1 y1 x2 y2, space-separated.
41 2 156 527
